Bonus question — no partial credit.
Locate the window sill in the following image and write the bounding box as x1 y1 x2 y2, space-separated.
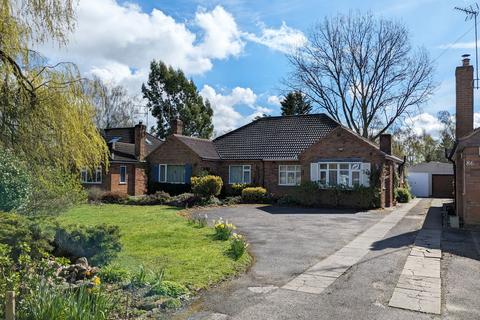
119 182 127 185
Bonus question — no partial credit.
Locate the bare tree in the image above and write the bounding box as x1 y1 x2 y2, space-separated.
87 77 141 129
286 12 435 140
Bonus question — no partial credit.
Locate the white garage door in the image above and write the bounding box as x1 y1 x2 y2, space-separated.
407 172 429 197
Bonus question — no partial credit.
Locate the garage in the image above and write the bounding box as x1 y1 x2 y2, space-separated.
407 162 454 198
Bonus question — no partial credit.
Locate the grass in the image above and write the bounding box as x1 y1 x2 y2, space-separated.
58 204 251 290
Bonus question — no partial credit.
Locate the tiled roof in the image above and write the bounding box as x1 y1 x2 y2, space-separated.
408 162 453 175
174 135 220 160
212 114 340 160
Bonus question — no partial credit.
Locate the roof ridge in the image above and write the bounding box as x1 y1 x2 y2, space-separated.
174 134 213 142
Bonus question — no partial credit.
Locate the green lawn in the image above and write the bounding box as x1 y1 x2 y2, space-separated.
58 204 251 290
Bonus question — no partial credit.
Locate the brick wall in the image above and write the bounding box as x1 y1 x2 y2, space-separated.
455 59 474 139
456 145 480 225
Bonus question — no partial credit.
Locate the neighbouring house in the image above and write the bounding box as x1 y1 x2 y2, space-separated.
448 55 480 226
81 122 162 196
407 162 454 198
147 115 404 208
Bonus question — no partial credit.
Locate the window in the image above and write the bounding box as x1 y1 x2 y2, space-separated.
279 165 301 186
158 164 185 184
80 167 102 184
120 166 127 184
229 165 251 184
317 162 362 187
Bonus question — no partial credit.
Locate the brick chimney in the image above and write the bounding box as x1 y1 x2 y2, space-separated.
134 121 146 161
456 54 474 139
380 134 392 155
171 118 183 135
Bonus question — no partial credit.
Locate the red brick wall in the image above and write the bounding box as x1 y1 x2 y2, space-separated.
456 145 480 225
455 61 474 139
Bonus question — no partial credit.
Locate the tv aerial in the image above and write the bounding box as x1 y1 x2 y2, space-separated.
455 3 480 88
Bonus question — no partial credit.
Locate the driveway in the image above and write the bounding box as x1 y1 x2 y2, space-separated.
175 200 480 320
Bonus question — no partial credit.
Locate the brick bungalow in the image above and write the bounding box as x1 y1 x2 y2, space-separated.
147 115 403 208
448 55 480 225
81 122 162 196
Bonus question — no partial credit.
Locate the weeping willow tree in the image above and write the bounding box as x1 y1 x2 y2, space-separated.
0 0 109 213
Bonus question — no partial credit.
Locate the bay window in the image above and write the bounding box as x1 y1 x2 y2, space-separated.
317 162 363 187
229 165 251 184
279 165 301 186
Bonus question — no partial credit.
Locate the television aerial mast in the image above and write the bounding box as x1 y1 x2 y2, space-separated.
455 3 480 88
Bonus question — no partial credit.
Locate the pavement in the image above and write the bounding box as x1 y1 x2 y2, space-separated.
174 199 480 320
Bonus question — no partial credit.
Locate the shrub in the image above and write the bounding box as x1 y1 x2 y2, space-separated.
167 193 198 208
0 212 53 261
214 218 236 240
54 224 122 266
241 187 267 203
162 298 182 309
223 196 242 206
101 191 128 204
98 264 129 284
148 182 191 196
395 187 412 203
231 183 249 196
191 175 223 198
23 167 87 215
127 191 171 206
0 150 31 212
149 280 189 298
229 233 248 260
88 187 104 203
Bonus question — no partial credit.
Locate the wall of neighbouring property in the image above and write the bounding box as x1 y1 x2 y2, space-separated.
456 144 480 225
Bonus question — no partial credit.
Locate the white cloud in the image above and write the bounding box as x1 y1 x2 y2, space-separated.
405 113 445 138
199 85 271 136
267 95 282 106
39 1 244 92
245 21 307 54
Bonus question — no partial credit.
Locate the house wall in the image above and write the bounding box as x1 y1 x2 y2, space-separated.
455 145 480 225
299 127 392 208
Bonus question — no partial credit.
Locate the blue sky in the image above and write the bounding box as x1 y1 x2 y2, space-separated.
41 0 480 136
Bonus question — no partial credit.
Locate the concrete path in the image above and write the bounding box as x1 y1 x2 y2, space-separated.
389 199 443 314
283 199 421 295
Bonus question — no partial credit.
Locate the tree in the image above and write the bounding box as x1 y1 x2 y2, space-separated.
280 91 312 115
142 61 214 139
437 110 455 152
87 77 140 129
286 12 435 140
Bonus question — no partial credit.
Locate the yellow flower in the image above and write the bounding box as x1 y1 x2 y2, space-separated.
92 276 101 286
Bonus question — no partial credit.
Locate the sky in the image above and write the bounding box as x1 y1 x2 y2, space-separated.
39 0 480 137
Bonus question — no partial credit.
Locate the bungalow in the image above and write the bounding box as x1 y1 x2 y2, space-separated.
147 115 403 208
81 122 162 196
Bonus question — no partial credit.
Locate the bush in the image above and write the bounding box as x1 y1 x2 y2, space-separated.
101 191 128 204
223 196 242 206
231 183 249 196
166 193 198 208
54 224 122 266
0 150 31 212
98 264 129 284
229 233 248 260
148 182 191 196
149 280 189 298
214 218 236 240
0 212 53 261
191 175 223 198
162 298 182 309
241 187 268 203
88 187 104 203
127 191 171 206
395 187 412 203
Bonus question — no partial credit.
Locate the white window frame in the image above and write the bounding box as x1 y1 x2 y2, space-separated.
316 162 362 188
80 167 102 184
278 165 301 186
158 164 186 184
228 165 251 184
119 165 127 184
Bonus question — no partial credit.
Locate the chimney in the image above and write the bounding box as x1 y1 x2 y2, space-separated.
456 54 474 139
134 121 146 161
380 134 392 155
171 118 183 135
